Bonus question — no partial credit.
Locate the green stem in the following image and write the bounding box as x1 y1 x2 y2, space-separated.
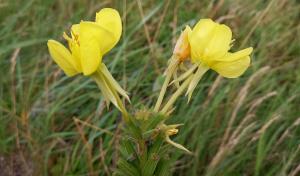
154 56 178 112
160 76 192 114
113 88 129 121
92 70 129 122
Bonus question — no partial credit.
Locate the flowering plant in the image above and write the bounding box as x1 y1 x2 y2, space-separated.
47 8 252 175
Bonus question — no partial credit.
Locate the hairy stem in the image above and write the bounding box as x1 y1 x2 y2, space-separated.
160 76 192 114
92 70 129 122
154 55 179 112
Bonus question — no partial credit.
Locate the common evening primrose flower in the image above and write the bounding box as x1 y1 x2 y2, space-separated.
47 8 122 76
47 8 129 116
187 19 253 78
184 19 253 100
159 19 253 114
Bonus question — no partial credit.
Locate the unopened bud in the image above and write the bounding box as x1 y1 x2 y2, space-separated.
166 128 178 136
173 26 191 61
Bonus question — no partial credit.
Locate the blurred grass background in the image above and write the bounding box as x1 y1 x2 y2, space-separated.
0 0 300 175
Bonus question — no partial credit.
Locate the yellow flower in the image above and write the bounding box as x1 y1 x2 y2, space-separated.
47 8 122 76
47 8 129 118
188 19 253 78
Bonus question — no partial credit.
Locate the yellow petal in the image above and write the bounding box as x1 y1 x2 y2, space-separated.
79 22 111 75
188 19 217 63
69 42 82 71
215 47 253 62
211 56 251 78
204 24 232 60
63 32 82 72
47 40 78 76
96 8 122 54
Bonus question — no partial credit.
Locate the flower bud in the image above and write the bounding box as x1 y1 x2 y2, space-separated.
173 26 191 61
166 128 178 136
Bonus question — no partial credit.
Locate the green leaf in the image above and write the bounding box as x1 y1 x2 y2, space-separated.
113 170 129 176
126 118 143 140
141 156 160 176
154 158 171 176
141 137 164 176
255 133 266 176
145 114 165 131
122 138 136 155
117 158 140 176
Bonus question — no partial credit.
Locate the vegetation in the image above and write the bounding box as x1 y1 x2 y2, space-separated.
0 0 300 175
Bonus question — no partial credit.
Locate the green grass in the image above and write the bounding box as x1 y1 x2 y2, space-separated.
1 0 300 175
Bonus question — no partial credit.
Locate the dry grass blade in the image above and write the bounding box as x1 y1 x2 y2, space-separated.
247 91 277 114
202 75 223 107
241 0 277 47
251 114 280 142
171 0 178 45
73 118 94 175
229 91 277 141
10 48 20 148
153 0 170 42
282 145 300 175
99 138 110 175
289 163 300 176
73 117 114 136
275 117 300 147
208 122 256 171
135 0 160 74
221 66 270 146
208 0 224 18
